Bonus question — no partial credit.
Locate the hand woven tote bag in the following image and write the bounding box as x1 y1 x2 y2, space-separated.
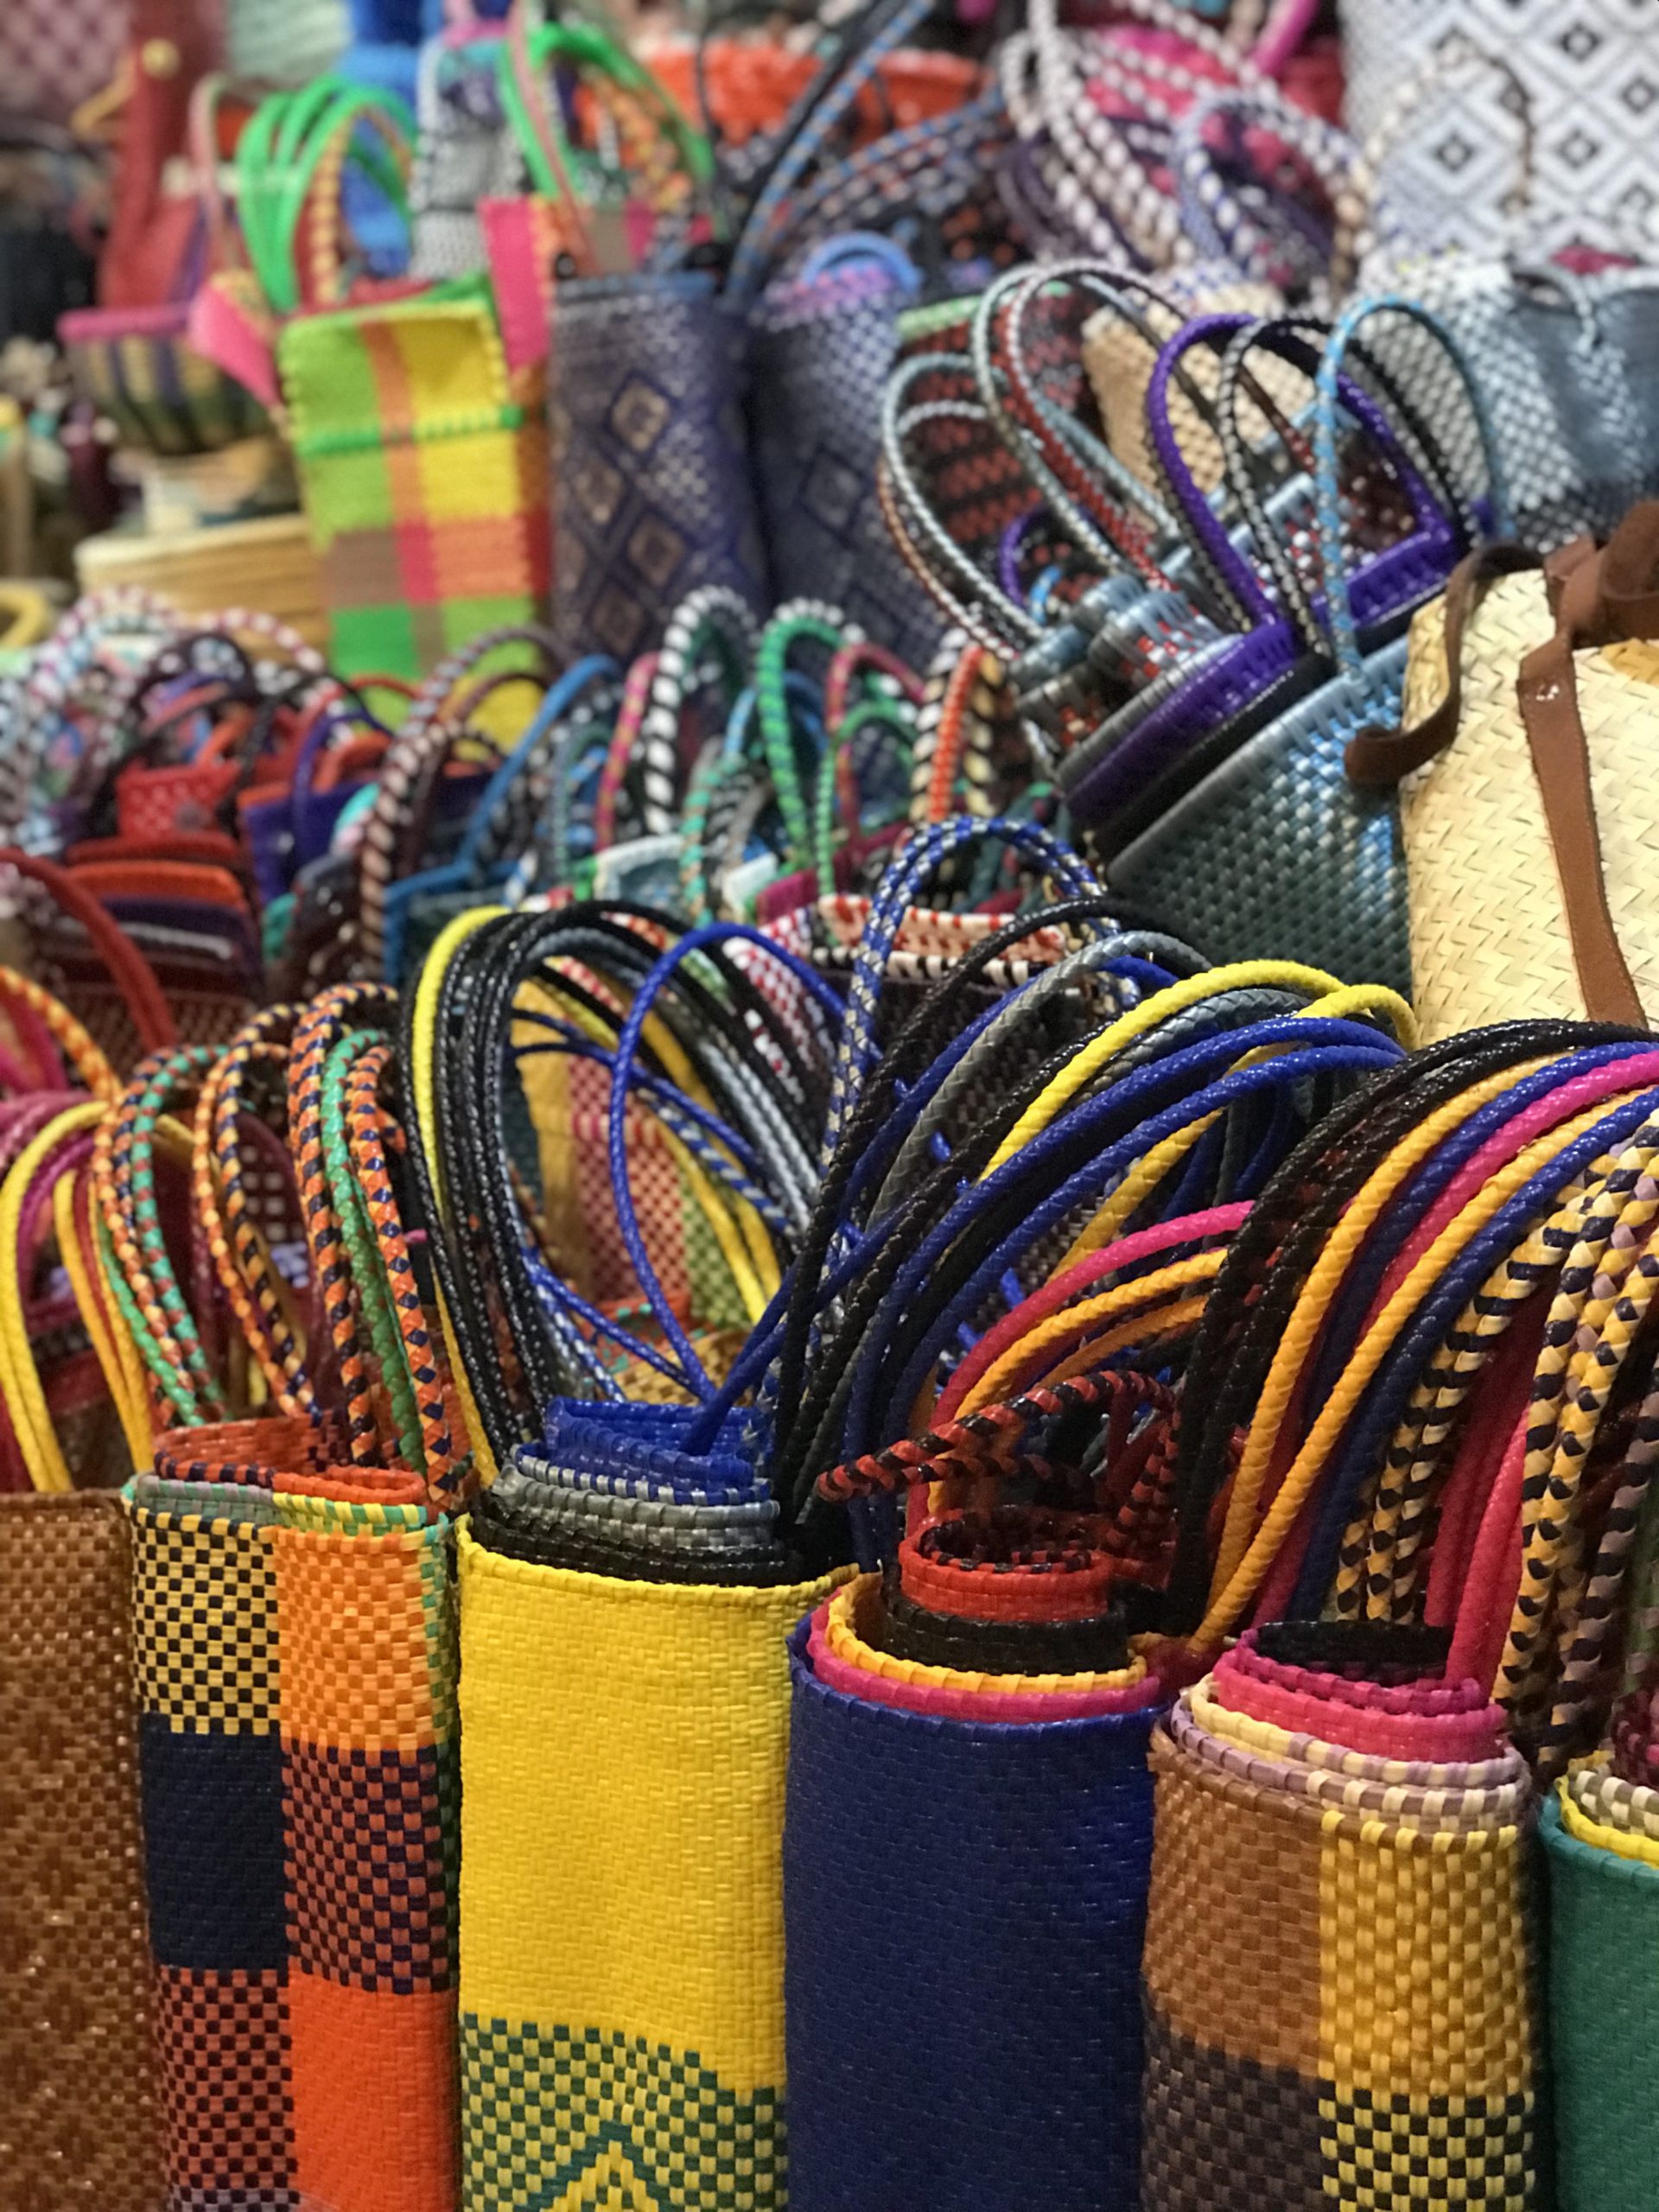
548 273 767 664
1104 297 1509 996
455 1514 846 2210
1142 1630 1544 2212
0 1492 164 2209
1352 502 1659 1044
124 1447 461 2212
280 278 550 682
1340 0 1659 260
747 247 946 673
784 1607 1161 2212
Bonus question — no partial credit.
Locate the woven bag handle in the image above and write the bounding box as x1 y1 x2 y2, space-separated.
1345 541 1544 790
0 851 178 1053
1249 0 1320 78
1172 85 1378 290
972 264 1183 582
1027 0 1268 270
0 1103 112 1491
1311 292 1510 683
593 588 757 852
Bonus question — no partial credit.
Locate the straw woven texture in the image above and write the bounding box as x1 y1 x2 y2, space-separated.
1398 569 1659 1041
0 1492 163 2212
456 1526 846 2210
1142 1660 1541 2212
126 1466 460 2212
282 289 550 682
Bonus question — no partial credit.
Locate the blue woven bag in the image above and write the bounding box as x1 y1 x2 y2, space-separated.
1105 296 1510 995
747 238 947 671
783 1618 1159 2212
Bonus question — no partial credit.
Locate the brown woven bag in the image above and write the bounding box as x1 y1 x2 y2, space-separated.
1349 502 1659 1043
0 1492 163 2212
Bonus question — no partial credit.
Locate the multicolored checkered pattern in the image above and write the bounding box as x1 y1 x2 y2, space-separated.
280 283 550 683
1141 1672 1543 2212
126 1465 459 2212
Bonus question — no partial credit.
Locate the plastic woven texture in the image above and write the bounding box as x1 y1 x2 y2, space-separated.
0 1492 164 2210
549 274 767 664
124 1465 459 2212
410 38 520 283
1363 257 1643 550
1542 1787 1659 2212
1399 568 1659 1040
1142 1653 1542 2212
747 264 945 671
1108 639 1412 995
456 1524 847 2209
784 1618 1159 2212
0 0 126 125
1341 0 1659 260
280 285 550 681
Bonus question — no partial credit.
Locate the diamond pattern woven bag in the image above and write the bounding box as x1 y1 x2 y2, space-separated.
1341 0 1659 259
548 273 767 664
748 250 947 672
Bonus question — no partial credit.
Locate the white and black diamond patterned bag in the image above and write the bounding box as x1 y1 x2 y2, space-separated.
1337 33 1655 548
1341 0 1659 259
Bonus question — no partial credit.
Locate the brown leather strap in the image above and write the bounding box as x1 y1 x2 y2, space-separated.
1344 542 1542 789
1516 529 1648 1028
1595 500 1659 638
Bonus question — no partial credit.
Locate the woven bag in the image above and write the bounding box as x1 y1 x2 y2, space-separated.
1341 0 1659 260
281 278 550 682
785 1606 1160 2212
747 245 946 672
1102 297 1507 994
1543 1787 1659 2212
456 1516 845 2209
1352 503 1659 1043
0 1491 164 2210
549 272 767 664
1142 1631 1543 2211
125 1452 461 2212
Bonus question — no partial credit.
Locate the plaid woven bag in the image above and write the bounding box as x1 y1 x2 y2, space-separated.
280 278 550 681
125 1446 461 2212
1141 1632 1542 2210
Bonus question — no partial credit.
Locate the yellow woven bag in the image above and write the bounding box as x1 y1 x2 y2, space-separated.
1351 505 1659 1043
455 1528 849 2209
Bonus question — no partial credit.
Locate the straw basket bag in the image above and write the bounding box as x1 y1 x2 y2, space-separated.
1349 502 1659 1044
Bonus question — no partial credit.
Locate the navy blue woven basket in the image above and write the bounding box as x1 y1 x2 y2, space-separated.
782 1620 1159 2212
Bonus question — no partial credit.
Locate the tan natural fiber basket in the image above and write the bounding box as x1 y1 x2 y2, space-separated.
74 511 327 647
1350 505 1659 1043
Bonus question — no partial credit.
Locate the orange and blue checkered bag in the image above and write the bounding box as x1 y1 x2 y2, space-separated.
125 1430 460 2212
279 276 550 682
